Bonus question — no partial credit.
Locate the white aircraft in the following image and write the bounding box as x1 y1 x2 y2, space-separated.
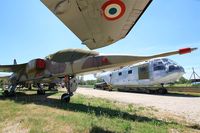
96 58 185 94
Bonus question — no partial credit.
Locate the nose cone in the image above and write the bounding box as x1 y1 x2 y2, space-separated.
158 65 185 84
165 65 185 81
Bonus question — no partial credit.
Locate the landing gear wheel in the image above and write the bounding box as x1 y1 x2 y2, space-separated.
108 88 112 91
158 88 168 95
28 86 32 90
37 90 45 95
61 93 71 103
3 90 9 97
162 88 168 94
28 84 32 90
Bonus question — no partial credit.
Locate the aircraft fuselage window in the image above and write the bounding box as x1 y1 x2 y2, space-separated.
128 70 132 74
168 65 180 72
154 66 165 71
118 72 122 76
162 59 168 62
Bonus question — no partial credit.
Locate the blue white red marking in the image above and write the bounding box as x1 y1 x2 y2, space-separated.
102 0 126 21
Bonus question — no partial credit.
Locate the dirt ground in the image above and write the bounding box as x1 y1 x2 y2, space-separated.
76 87 200 125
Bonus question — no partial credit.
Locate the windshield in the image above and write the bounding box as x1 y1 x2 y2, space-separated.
153 59 166 71
154 58 184 73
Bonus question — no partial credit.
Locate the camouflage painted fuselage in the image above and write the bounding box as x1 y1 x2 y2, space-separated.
1 48 196 86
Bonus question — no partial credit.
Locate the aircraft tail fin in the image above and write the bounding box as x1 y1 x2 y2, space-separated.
13 59 17 65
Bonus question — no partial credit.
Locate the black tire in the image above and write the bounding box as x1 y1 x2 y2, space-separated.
61 93 70 103
28 86 32 90
145 89 150 94
28 84 32 90
108 88 112 91
37 90 45 95
3 90 9 97
157 88 163 94
158 88 168 95
3 90 15 97
147 90 155 94
163 88 168 94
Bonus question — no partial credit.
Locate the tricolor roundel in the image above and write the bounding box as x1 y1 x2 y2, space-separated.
101 0 126 21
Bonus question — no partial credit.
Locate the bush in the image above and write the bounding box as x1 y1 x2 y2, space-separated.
177 77 189 84
0 80 3 88
85 80 97 85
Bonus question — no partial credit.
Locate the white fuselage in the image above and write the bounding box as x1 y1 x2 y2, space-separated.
98 58 185 87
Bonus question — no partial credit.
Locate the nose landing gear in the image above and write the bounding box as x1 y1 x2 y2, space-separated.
36 83 46 95
61 93 73 103
61 75 77 103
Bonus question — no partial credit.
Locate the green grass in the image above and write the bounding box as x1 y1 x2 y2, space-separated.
0 90 199 133
168 91 200 97
169 83 200 87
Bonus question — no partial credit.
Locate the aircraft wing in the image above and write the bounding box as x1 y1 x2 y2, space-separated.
41 0 152 49
0 75 10 80
0 64 27 73
0 75 10 84
73 48 197 75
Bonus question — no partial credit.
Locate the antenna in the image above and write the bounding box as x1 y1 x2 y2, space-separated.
13 59 17 65
189 67 200 84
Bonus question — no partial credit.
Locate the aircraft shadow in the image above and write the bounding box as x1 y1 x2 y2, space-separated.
89 126 115 133
165 92 200 98
0 92 176 126
0 91 200 130
117 90 200 98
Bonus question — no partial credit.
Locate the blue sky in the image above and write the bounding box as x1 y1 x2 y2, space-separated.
0 0 200 79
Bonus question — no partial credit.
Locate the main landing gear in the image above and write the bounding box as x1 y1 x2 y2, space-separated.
48 83 58 91
3 84 17 97
156 87 168 94
36 83 46 95
146 83 168 94
61 75 78 103
3 90 16 97
157 83 168 95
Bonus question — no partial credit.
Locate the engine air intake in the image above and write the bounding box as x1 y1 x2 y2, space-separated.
36 59 46 70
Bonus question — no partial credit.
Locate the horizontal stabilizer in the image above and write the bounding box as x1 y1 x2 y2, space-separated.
0 63 27 73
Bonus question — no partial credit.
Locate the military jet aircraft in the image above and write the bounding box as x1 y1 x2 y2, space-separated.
41 0 152 49
0 47 197 103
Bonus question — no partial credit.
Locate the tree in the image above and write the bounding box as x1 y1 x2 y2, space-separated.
0 80 3 88
85 80 97 85
178 77 189 84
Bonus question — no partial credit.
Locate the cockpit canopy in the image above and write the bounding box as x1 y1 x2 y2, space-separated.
153 59 166 71
153 58 184 73
45 49 99 63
